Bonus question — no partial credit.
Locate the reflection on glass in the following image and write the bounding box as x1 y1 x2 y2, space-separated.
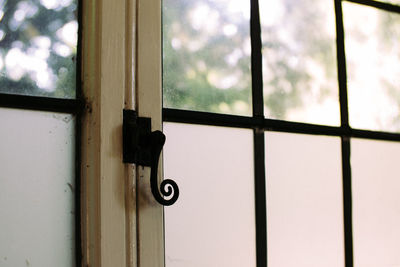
260 0 339 125
344 3 400 132
0 108 76 267
164 123 256 267
163 0 252 116
265 132 344 267
0 0 77 98
352 139 400 267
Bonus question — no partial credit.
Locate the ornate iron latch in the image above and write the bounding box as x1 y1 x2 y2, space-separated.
123 109 179 206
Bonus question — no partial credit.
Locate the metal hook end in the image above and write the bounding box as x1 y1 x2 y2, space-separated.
123 110 180 206
150 131 179 206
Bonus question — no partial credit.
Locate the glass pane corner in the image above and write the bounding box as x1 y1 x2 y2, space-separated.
0 0 78 99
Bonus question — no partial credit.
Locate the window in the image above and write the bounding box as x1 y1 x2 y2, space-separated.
0 0 80 265
2 0 400 266
1 0 143 266
162 0 400 267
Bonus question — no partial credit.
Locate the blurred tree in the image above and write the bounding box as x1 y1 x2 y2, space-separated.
163 0 252 116
381 12 400 130
163 0 339 122
0 0 77 98
261 0 338 122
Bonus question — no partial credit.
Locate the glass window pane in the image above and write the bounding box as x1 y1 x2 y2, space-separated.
164 123 256 267
352 139 400 267
344 3 400 132
0 108 76 266
265 132 344 267
163 0 252 116
260 0 340 126
0 0 78 98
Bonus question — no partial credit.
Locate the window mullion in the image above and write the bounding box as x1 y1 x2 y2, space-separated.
253 129 267 267
345 0 400 13
250 0 264 118
335 0 350 129
250 1 267 267
341 137 354 267
335 1 354 267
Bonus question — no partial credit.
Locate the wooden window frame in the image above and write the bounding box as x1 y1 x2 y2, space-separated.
81 0 163 266
80 0 400 266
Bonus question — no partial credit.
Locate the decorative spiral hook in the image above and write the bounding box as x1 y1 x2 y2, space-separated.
150 131 179 206
122 110 180 206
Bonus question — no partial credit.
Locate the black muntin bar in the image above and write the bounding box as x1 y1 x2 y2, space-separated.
250 1 267 266
254 129 267 267
250 0 264 117
263 118 344 137
163 108 261 129
74 0 83 264
336 2 354 266
264 120 400 141
0 93 83 114
341 137 354 267
351 128 400 141
335 0 350 128
345 0 400 13
164 108 344 136
164 108 400 141
74 106 83 265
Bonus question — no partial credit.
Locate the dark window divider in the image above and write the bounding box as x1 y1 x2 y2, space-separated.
163 108 259 129
75 0 83 263
254 129 267 267
0 93 84 114
335 0 350 128
250 0 264 118
345 0 400 13
250 1 267 266
335 1 354 265
163 108 400 142
341 137 354 267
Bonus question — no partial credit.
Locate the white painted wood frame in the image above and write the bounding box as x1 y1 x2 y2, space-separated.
136 0 165 266
80 0 164 266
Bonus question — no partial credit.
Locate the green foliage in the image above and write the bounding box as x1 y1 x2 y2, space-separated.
0 0 77 98
162 0 338 119
163 0 252 115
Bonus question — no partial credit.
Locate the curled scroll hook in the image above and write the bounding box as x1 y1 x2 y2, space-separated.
149 131 179 206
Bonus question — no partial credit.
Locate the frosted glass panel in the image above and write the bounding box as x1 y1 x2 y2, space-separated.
260 0 339 125
352 139 400 267
164 123 256 267
265 132 344 267
0 0 78 98
163 0 252 116
343 3 400 132
0 108 76 266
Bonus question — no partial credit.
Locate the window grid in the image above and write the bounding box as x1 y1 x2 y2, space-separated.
0 0 83 265
163 1 400 267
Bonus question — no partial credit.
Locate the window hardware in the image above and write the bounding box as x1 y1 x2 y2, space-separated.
123 109 179 206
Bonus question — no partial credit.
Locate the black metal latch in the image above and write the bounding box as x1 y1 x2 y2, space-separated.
123 109 179 206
